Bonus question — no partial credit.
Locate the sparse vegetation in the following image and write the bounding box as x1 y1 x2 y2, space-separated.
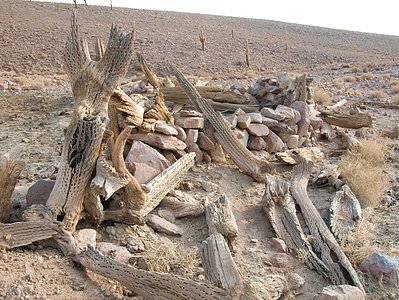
343 76 357 82
146 238 200 277
361 73 373 80
339 138 389 208
369 90 387 99
340 210 398 266
391 85 399 94
391 95 399 105
388 78 399 86
313 88 332 105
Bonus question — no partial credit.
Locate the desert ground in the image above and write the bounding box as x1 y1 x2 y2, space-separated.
0 0 399 299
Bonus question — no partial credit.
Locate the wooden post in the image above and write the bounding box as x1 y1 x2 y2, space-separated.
46 13 134 232
0 153 24 223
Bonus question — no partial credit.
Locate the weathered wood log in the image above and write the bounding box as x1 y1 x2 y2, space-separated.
140 152 196 216
204 194 238 244
275 147 324 165
160 86 250 105
46 14 134 231
0 152 24 223
161 190 204 218
137 52 161 89
199 233 241 292
146 214 183 236
320 111 372 129
312 165 345 189
171 65 274 182
76 245 230 300
330 185 362 241
263 175 328 277
320 121 334 140
290 161 364 291
144 92 258 112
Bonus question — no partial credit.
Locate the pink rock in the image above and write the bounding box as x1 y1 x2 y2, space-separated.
162 150 177 164
247 112 263 123
237 114 251 129
179 110 203 117
315 285 365 300
154 121 178 136
97 242 134 264
271 237 287 252
286 135 299 149
197 132 215 151
247 123 270 137
248 135 267 150
262 117 279 127
130 132 187 151
175 116 204 129
186 143 203 163
125 141 171 184
359 252 399 285
26 179 55 207
233 129 245 139
75 229 96 251
209 143 226 163
172 125 187 141
234 107 246 116
146 214 183 236
290 101 311 138
310 116 323 131
276 105 301 123
185 129 198 147
224 114 237 129
260 107 285 121
264 131 285 153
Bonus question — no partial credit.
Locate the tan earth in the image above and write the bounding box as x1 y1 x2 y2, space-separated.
0 1 399 299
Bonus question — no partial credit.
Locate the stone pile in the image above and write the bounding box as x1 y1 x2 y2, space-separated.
124 72 325 183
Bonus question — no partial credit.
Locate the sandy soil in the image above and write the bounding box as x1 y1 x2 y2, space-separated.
0 1 399 299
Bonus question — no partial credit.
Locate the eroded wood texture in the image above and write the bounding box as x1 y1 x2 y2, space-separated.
0 153 24 223
199 233 241 291
320 111 372 129
76 246 230 300
204 194 238 244
171 65 273 182
290 161 364 291
46 14 134 231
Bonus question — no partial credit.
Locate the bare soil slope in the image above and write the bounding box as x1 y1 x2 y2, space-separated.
0 1 399 300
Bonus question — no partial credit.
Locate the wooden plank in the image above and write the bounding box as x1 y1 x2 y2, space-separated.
198 233 241 291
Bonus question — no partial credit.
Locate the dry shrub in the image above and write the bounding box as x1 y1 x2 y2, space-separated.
391 85 399 94
343 76 357 82
313 88 332 105
369 90 387 99
361 73 373 80
334 78 344 88
380 127 399 139
30 77 52 90
145 237 200 277
388 78 399 86
339 138 389 208
391 95 399 105
351 65 361 73
13 75 30 87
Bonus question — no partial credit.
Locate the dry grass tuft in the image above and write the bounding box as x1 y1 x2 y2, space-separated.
351 65 361 73
388 78 399 86
340 210 399 267
369 90 387 99
391 95 399 105
391 85 399 94
343 76 357 82
339 138 389 208
313 88 332 105
145 237 200 277
361 73 373 81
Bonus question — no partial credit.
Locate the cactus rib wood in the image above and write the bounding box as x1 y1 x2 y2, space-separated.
290 160 364 291
171 65 274 182
76 245 230 300
46 13 134 232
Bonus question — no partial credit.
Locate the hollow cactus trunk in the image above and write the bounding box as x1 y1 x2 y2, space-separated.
46 13 134 231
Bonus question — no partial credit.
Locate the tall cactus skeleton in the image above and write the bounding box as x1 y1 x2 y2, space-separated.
46 13 134 231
